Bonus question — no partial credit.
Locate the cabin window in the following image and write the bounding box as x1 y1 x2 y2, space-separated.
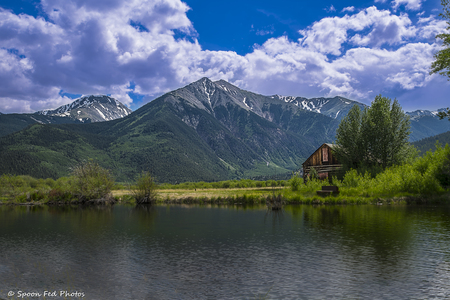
322 147 328 162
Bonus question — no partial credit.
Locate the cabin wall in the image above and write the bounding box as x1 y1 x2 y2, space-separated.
302 145 342 181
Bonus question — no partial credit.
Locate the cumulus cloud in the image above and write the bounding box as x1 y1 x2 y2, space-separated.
0 0 195 112
0 1 448 113
392 0 423 11
299 7 417 55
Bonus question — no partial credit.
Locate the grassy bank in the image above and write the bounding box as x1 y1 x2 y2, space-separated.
1 174 449 206
1 144 449 206
112 185 450 205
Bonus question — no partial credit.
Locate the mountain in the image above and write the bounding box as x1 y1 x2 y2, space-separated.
281 96 449 142
0 113 84 138
0 78 447 183
36 95 132 122
272 95 366 121
412 130 450 154
405 109 450 142
0 78 339 183
406 108 447 119
0 96 132 138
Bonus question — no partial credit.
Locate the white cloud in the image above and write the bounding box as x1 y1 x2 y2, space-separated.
299 7 416 55
392 0 423 11
0 1 448 113
342 6 355 13
325 5 336 13
416 15 448 40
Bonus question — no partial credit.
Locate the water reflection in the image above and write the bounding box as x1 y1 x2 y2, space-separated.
0 204 450 299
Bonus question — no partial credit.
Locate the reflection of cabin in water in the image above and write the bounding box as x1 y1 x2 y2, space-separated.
302 143 342 181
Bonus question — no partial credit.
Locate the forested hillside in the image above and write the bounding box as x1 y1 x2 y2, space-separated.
0 78 339 183
412 131 450 154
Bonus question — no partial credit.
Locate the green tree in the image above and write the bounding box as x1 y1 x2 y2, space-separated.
334 104 365 169
430 0 450 79
431 0 450 121
437 108 450 121
334 95 411 171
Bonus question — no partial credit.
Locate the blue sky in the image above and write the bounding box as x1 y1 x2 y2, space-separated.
0 0 448 113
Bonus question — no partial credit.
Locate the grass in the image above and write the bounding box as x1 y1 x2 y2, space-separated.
112 186 283 204
2 144 450 206
111 185 450 205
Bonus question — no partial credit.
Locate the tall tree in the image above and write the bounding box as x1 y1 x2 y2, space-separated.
431 0 450 78
334 95 411 170
334 104 365 169
431 0 450 121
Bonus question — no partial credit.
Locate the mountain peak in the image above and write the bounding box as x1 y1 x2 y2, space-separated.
36 95 132 122
406 108 447 120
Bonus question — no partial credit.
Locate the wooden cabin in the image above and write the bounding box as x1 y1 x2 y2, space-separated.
302 143 342 181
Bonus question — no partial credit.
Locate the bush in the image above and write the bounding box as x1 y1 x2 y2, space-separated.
131 171 158 204
308 167 319 181
289 173 302 192
71 161 114 201
47 188 75 202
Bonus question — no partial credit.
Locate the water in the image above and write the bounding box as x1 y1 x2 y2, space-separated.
1 204 450 299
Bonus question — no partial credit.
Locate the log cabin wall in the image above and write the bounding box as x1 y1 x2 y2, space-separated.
302 144 342 181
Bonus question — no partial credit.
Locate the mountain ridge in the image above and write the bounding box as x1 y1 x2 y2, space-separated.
0 77 449 182
36 95 132 122
0 96 132 138
0 78 338 182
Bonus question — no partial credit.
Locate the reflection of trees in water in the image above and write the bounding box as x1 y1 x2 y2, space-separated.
48 203 114 215
0 205 48 215
265 208 284 228
133 204 157 225
284 205 416 271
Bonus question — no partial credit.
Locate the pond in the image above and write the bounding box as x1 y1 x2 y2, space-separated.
1 204 450 299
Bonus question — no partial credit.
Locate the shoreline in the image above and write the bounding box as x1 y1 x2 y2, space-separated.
2 191 449 206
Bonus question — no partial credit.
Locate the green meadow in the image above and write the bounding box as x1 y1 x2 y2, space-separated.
1 143 449 206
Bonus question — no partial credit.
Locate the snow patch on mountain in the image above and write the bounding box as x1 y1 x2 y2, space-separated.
36 95 132 122
406 108 447 120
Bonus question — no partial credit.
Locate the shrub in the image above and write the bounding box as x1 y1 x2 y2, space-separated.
71 161 114 201
289 173 303 192
47 189 75 202
131 171 158 204
308 167 319 181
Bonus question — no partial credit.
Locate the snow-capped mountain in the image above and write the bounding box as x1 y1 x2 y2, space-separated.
36 95 132 122
404 108 450 141
406 108 447 120
271 95 366 120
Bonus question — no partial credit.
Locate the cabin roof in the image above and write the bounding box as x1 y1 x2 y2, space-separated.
302 143 336 166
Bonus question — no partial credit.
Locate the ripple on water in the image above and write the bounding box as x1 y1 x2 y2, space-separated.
0 204 450 299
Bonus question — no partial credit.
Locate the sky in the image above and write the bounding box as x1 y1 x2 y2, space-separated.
0 0 449 113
